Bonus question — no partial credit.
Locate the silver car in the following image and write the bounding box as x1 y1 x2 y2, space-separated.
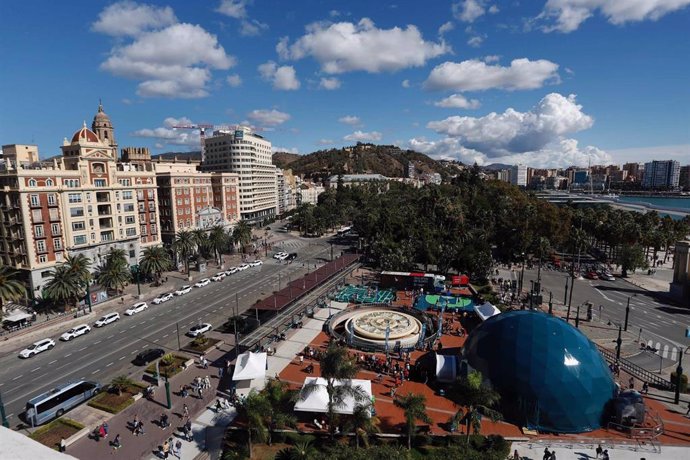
60 324 91 341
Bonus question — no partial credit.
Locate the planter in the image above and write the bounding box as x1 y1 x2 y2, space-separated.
65 426 91 447
182 337 222 355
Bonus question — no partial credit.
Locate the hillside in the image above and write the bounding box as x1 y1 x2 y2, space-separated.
272 143 450 180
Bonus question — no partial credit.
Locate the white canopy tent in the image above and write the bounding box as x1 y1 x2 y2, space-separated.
232 351 267 381
474 301 501 322
435 354 457 383
294 378 372 415
2 312 32 323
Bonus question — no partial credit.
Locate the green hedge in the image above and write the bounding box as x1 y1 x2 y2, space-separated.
87 396 135 414
30 418 85 440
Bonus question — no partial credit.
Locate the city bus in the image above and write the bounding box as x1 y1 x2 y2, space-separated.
25 380 101 426
379 271 445 292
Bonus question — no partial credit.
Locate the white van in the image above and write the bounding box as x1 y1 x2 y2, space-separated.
94 312 120 328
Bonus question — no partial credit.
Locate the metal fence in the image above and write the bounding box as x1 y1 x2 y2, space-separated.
596 344 674 391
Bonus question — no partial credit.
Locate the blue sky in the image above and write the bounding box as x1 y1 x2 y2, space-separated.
1 0 689 168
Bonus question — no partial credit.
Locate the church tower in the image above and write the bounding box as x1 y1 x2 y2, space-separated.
91 100 117 150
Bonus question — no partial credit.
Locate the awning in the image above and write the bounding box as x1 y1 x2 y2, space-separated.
474 301 501 321
294 378 372 415
2 312 32 323
435 354 457 383
232 351 267 381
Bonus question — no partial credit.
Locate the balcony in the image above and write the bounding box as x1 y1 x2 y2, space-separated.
98 217 113 229
96 192 110 202
97 204 111 216
100 231 114 242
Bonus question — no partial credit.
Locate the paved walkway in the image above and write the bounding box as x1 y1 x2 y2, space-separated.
512 441 690 460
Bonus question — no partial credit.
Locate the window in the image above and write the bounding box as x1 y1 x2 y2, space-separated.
28 179 37 187
129 250 136 258
49 208 59 221
148 202 155 211
125 215 135 224
72 222 85 231
119 179 131 186
70 207 84 217
46 179 53 186
41 270 52 279
36 240 46 253
140 225 148 235
137 191 144 200
38 255 47 263
47 194 56 206
53 239 62 250
122 191 133 200
126 227 136 236
68 193 82 203
94 179 106 187
63 179 80 188
51 223 60 235
34 225 44 237
138 203 145 212
150 224 157 234
73 235 87 245
32 209 42 221
30 195 40 206
147 189 154 199
123 203 135 212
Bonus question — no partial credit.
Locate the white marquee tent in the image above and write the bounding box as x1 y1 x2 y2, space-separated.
232 351 267 381
474 301 501 322
294 378 372 415
435 354 457 383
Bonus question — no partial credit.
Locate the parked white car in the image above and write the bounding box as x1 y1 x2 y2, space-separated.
19 338 55 358
188 323 212 337
194 278 210 288
224 267 237 276
273 252 287 260
125 302 149 316
94 312 120 327
175 285 192 296
211 273 225 282
249 260 263 267
237 263 249 271
153 293 174 304
60 324 91 341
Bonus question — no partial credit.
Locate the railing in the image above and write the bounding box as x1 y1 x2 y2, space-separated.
596 345 674 391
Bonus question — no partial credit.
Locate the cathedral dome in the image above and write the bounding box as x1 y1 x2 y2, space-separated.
71 125 100 144
93 101 111 123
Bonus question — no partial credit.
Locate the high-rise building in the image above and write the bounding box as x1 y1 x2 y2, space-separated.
623 162 641 181
201 127 276 223
510 164 527 187
0 103 160 294
155 162 240 245
679 165 690 190
642 160 680 189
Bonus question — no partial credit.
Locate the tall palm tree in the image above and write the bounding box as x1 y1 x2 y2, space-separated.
394 393 432 450
173 230 196 276
208 225 228 266
192 229 209 258
63 254 92 287
232 220 252 253
299 342 367 439
347 403 381 449
97 258 131 294
43 264 81 310
0 263 26 310
139 246 172 285
261 378 297 444
235 390 271 459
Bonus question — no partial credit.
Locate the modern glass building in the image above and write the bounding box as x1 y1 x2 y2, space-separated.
463 310 616 433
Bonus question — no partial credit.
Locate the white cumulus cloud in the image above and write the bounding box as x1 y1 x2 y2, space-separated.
247 109 291 126
425 58 560 91
226 74 242 87
319 77 341 90
344 131 382 142
490 139 612 168
132 116 201 148
467 35 484 47
427 93 594 157
240 19 269 36
438 21 455 35
452 0 488 23
258 61 300 90
92 1 177 37
216 0 248 18
402 79 411 88
408 137 486 164
434 94 481 109
338 115 362 126
95 6 235 99
272 146 299 154
278 18 449 74
538 0 690 33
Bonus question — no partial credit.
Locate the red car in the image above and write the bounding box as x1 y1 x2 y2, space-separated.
585 271 598 280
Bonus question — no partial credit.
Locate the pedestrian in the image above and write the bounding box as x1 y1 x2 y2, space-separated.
102 421 109 438
162 439 171 459
59 438 66 453
111 434 121 451
602 449 609 460
172 440 182 459
595 444 603 458
218 366 224 379
513 449 520 460
542 448 550 460
550 450 557 460
642 382 649 394
182 404 189 420
629 376 635 389
299 354 304 365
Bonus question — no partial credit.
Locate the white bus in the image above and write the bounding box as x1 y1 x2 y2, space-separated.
25 380 101 426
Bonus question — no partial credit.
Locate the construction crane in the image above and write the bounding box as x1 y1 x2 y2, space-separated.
172 123 234 163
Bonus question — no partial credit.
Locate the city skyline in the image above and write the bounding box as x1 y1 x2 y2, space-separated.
1 1 689 168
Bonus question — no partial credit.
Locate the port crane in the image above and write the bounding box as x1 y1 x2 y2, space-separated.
172 123 234 162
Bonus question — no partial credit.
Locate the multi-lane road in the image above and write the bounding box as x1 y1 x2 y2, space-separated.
0 235 341 427
508 265 690 370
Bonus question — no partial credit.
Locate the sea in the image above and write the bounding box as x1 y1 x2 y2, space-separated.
615 196 690 220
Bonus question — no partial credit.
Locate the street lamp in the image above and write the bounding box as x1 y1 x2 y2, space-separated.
674 348 684 404
615 325 622 363
624 294 637 332
518 252 526 298
132 264 142 299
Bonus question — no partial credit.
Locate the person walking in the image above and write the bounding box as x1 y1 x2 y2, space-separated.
595 444 603 458
218 366 224 379
182 404 189 420
513 449 520 460
111 434 121 451
549 450 557 460
59 438 66 453
172 440 182 459
102 421 109 438
162 439 171 459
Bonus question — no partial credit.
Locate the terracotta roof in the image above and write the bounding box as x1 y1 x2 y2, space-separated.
71 126 100 144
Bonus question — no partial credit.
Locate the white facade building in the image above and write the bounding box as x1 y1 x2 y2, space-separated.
510 164 528 187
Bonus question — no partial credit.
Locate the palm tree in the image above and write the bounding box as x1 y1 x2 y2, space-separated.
446 370 503 443
261 378 297 444
139 246 172 285
173 230 196 276
192 229 209 258
235 390 271 459
208 225 228 266
97 249 131 294
299 342 367 439
232 220 252 253
394 393 432 450
0 263 26 311
347 403 381 449
275 440 317 460
43 264 81 310
63 254 92 286
110 375 135 396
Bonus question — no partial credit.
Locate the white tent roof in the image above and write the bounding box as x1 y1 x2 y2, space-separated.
2 312 32 323
474 301 501 321
435 354 457 383
294 378 372 415
232 352 267 381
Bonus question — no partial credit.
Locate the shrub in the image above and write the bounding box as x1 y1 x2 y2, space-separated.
671 371 688 393
161 353 175 366
192 335 209 347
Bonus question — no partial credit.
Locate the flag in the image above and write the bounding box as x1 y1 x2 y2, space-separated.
348 324 355 345
417 323 427 349
385 323 390 353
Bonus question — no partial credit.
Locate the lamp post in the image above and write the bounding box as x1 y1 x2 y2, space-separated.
164 370 172 410
548 291 553 315
86 282 92 314
133 265 142 299
563 276 569 306
616 325 622 363
624 294 636 332
0 391 9 428
575 303 581 328
518 252 526 297
674 348 684 404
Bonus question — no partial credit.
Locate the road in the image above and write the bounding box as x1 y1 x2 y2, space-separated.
0 234 344 427
505 265 690 370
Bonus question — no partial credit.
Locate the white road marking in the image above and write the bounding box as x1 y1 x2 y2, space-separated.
78 346 87 351
120 330 126 334
12 375 22 381
65 353 72 357
48 360 57 365
91 369 100 375
118 356 126 361
153 339 159 343
163 334 169 338
107 335 114 339
106 362 113 367
131 349 139 355
130 325 136 329
94 340 102 345
30 367 40 373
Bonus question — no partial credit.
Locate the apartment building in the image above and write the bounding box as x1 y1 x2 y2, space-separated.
642 160 680 189
155 162 240 244
0 103 160 294
201 126 277 223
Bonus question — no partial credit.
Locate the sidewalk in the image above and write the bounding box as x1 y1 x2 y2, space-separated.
512 441 690 460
